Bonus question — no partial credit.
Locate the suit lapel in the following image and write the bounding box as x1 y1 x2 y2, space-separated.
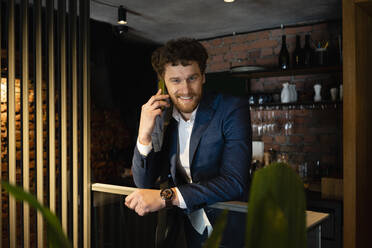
189 93 217 171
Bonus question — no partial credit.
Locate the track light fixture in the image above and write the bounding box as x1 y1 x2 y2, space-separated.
118 5 127 25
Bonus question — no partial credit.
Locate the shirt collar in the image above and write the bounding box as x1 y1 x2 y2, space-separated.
172 105 199 123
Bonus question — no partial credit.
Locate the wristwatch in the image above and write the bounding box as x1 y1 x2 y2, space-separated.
160 188 174 208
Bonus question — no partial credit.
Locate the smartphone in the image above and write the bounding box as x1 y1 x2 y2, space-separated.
158 79 167 95
158 79 172 125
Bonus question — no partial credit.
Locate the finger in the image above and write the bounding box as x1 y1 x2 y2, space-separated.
148 94 169 105
152 109 162 118
153 93 169 99
129 197 139 210
125 192 137 208
124 198 131 208
124 199 132 209
135 204 145 216
125 193 133 204
148 89 163 104
150 100 170 110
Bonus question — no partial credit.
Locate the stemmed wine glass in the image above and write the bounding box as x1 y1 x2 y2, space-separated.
284 107 294 135
257 110 263 137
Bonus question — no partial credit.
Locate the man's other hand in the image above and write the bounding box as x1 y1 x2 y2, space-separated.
138 89 170 145
125 189 165 216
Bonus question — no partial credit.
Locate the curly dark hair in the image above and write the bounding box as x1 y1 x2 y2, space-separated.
151 38 208 78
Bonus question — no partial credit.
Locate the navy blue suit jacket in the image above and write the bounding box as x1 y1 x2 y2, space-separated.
132 91 252 213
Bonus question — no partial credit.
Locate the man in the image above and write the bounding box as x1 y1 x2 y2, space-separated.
125 38 252 247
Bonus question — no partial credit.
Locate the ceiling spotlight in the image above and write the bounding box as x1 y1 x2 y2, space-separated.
118 5 127 25
224 0 235 2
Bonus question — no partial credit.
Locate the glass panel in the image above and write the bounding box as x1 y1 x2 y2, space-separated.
92 191 157 248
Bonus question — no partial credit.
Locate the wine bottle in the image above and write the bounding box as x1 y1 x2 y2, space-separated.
278 35 290 70
292 35 302 68
303 34 313 66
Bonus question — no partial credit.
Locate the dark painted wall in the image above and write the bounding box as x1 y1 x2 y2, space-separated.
90 20 159 183
91 20 159 141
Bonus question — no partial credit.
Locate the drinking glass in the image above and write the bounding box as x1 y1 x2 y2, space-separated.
257 110 263 136
251 110 258 137
262 109 268 135
270 109 276 133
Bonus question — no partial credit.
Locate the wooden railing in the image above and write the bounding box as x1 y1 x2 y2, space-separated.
91 183 329 229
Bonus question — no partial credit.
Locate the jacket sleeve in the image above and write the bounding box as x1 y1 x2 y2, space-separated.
131 145 161 188
177 103 252 213
131 113 168 189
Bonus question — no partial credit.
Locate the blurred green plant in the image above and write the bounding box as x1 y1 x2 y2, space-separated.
203 162 306 248
202 209 228 248
1 181 72 248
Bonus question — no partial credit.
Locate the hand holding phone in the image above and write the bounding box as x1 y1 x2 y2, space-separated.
138 87 170 146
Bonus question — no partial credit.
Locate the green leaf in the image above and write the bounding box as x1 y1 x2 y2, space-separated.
202 209 228 248
1 181 72 248
245 193 289 248
245 163 306 248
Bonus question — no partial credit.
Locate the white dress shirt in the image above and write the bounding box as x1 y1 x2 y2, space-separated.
136 106 212 236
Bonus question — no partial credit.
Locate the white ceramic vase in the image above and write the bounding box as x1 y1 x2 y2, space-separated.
290 84 298 102
314 84 322 102
293 84 298 102
281 82 290 103
288 84 294 102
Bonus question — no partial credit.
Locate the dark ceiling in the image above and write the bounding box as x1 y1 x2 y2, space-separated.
90 0 342 44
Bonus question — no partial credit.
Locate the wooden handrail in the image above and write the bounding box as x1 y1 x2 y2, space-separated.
91 183 329 229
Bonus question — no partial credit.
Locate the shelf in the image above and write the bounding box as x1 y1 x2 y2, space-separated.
249 100 342 110
231 65 342 79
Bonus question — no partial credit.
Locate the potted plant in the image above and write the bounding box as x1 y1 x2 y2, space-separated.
203 163 306 248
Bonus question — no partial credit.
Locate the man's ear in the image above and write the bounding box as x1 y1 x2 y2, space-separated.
202 74 206 84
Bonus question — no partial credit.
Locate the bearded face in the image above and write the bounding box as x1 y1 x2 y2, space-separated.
163 61 205 120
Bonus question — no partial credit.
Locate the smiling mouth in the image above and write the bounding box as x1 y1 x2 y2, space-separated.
178 96 193 100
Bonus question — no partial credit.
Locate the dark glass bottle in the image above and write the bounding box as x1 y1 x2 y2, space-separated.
292 35 303 68
303 34 313 66
279 35 290 70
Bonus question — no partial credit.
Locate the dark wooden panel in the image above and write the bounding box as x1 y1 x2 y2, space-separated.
355 3 372 248
343 0 372 247
355 0 372 15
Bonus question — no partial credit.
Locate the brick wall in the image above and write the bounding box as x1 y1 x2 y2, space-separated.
201 22 343 178
201 22 341 72
0 80 132 186
0 78 131 245
1 78 39 246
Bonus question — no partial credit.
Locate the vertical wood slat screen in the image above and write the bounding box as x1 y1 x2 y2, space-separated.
81 0 91 247
7 1 17 248
70 0 79 247
59 0 68 236
0 1 2 248
0 0 91 247
34 0 44 246
21 0 30 247
47 0 55 218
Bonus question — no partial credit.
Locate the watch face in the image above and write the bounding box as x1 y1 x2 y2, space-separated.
161 188 174 200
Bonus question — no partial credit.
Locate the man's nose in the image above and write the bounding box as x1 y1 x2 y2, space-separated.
179 81 191 94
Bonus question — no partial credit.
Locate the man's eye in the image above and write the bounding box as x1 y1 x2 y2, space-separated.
188 76 197 81
171 79 180 83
